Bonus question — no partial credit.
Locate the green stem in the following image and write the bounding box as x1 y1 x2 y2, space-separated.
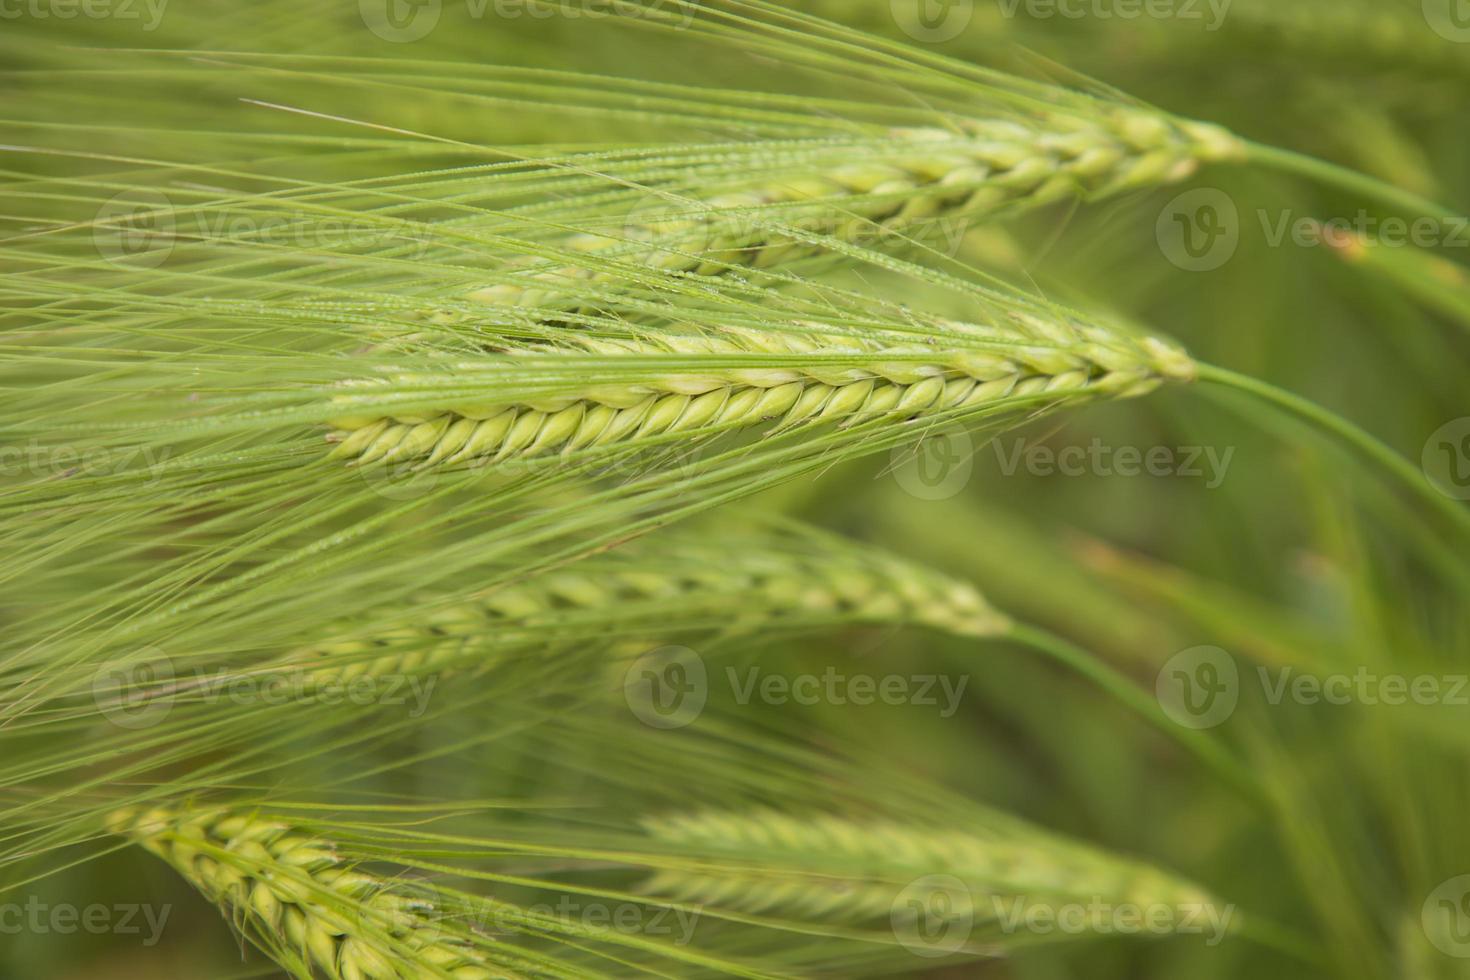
1247 141 1462 225
1196 363 1470 541
1008 629 1326 967
1006 623 1263 806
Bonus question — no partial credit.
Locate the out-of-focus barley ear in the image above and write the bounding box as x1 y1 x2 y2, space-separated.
274 522 1012 684
1320 222 1470 335
637 808 1225 930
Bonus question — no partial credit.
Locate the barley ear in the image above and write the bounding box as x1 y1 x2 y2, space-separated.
638 808 1227 938
326 318 1197 468
107 805 526 980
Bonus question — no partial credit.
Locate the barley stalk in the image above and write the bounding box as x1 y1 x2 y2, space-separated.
107 805 523 980
638 808 1219 928
464 112 1244 319
326 318 1197 467
1321 224 1470 335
